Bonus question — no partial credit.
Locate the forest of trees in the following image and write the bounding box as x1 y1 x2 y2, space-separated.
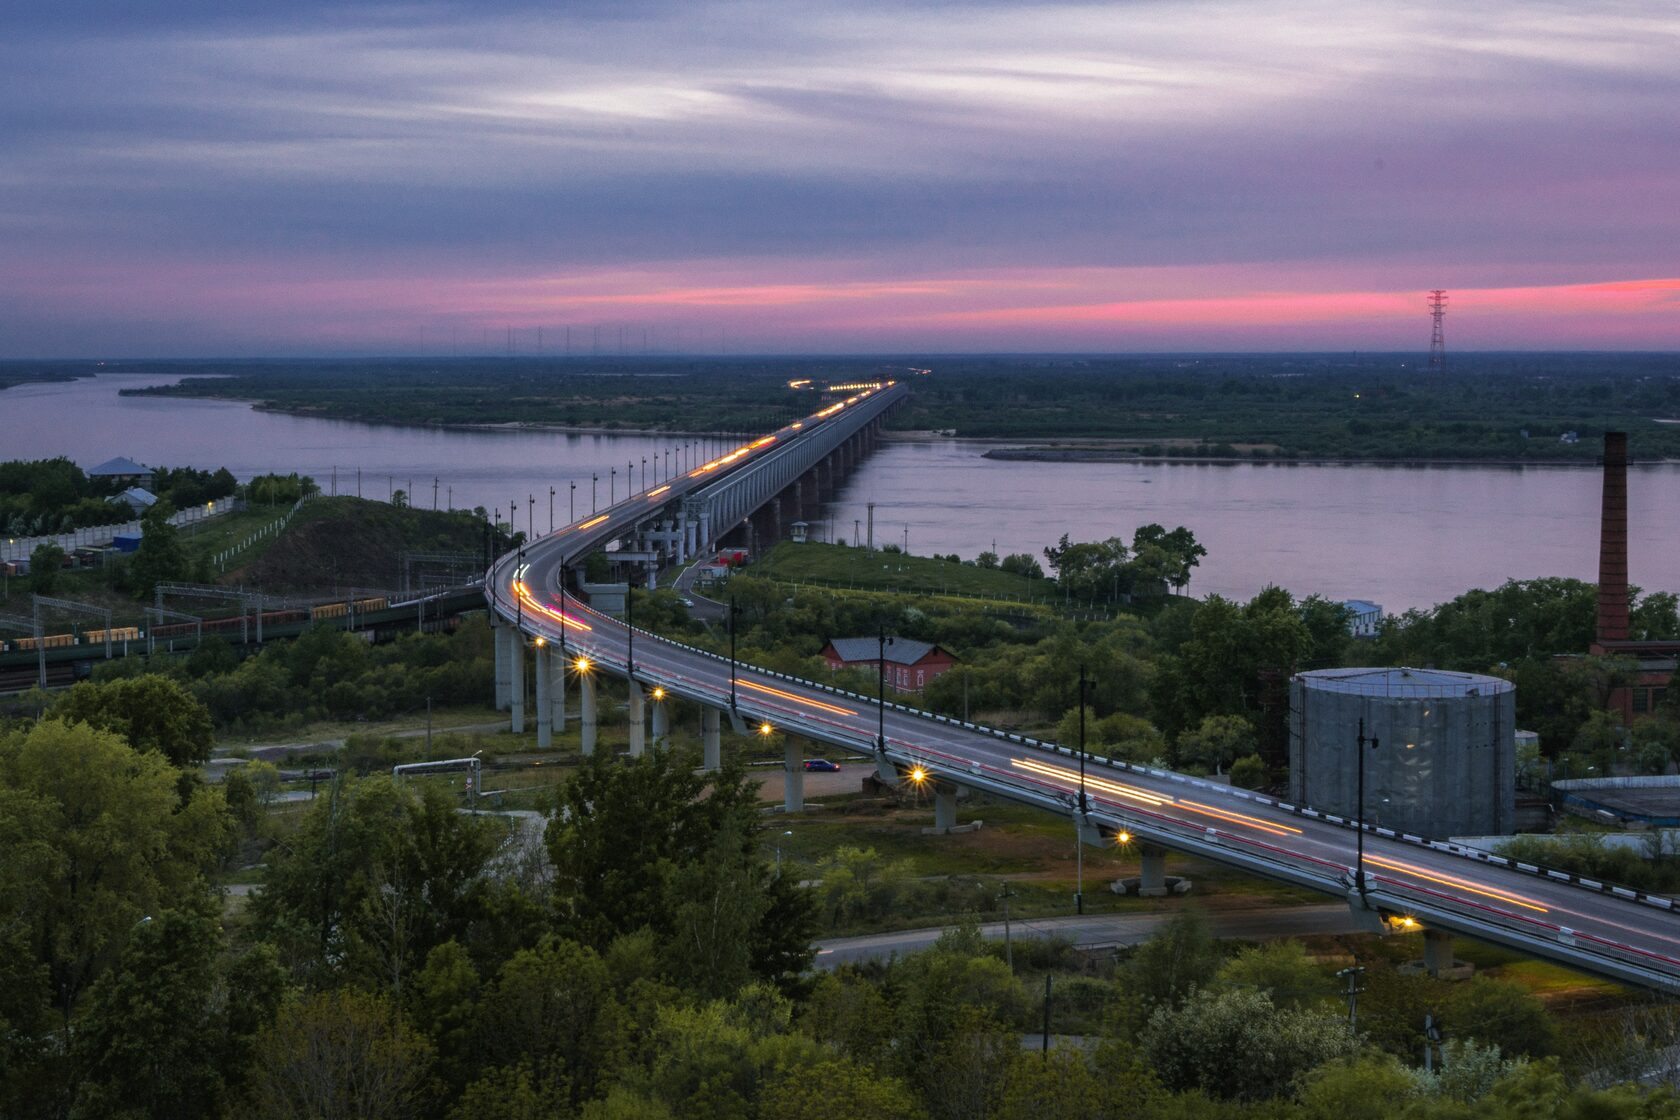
7 675 1680 1116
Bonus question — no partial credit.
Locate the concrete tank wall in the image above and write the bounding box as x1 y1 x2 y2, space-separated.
1289 667 1516 839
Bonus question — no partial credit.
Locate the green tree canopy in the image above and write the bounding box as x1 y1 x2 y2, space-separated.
52 674 215 769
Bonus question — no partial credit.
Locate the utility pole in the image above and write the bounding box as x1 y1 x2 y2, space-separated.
1355 717 1380 898
432 477 438 510
1336 966 1365 1029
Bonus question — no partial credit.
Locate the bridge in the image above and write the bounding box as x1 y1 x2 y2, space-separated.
486 381 1680 994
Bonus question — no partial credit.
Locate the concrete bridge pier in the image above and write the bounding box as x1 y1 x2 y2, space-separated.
580 673 598 756
551 655 567 734
1419 928 1473 979
935 783 958 830
534 642 552 748
509 633 526 734
627 681 647 758
493 620 512 710
1138 844 1169 897
702 708 721 771
783 738 804 812
650 690 669 747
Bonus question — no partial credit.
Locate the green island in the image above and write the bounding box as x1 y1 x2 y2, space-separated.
6 352 1677 460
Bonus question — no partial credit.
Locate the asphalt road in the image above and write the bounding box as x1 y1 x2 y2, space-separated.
489 386 1680 992
814 903 1366 967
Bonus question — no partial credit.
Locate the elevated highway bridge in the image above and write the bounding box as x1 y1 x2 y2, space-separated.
486 382 1680 994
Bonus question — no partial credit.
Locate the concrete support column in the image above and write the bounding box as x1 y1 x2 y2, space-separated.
934 783 958 831
509 632 526 734
534 643 552 748
783 738 804 812
493 621 512 710
580 673 598 756
702 707 721 771
1424 928 1454 976
1138 844 1169 897
627 680 646 757
551 651 568 734
651 694 669 748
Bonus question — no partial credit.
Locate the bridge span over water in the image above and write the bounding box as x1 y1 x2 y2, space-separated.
486 382 1680 994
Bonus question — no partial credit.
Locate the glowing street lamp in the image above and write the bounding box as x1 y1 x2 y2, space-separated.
574 656 592 673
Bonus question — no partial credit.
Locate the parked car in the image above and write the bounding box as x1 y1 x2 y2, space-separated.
803 758 841 772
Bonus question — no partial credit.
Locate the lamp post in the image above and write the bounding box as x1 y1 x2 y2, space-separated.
592 473 598 512
626 574 635 676
728 596 740 710
1355 716 1380 898
1075 664 1089 914
609 469 615 505
558 554 567 650
569 481 576 523
877 625 895 757
515 545 525 627
548 487 554 533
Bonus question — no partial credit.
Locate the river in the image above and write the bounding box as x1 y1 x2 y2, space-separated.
2 373 1675 613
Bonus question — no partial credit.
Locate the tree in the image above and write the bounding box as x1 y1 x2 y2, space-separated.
1229 754 1268 790
52 674 215 769
975 550 999 569
1124 907 1223 1012
474 936 625 1109
29 542 64 594
246 988 434 1120
1215 940 1335 1011
1142 986 1358 1101
757 1058 924 1120
1174 714 1257 774
546 749 813 988
999 552 1044 580
0 720 230 1029
129 500 188 598
992 1050 1105 1120
253 775 497 991
70 906 283 1120
1445 977 1557 1059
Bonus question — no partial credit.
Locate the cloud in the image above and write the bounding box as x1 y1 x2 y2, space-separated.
0 0 1677 353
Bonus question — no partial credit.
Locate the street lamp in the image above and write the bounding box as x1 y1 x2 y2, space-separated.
1075 664 1090 915
775 829 793 877
1355 716 1381 899
558 554 568 650
626 574 636 676
515 545 525 626
877 625 895 758
609 468 615 504
592 472 598 513
728 596 741 711
569 481 576 523
548 487 554 533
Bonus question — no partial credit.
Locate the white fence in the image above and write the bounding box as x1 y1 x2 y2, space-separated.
2 499 247 564
213 494 313 570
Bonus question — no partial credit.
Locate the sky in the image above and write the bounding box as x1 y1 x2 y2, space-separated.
3 0 1677 356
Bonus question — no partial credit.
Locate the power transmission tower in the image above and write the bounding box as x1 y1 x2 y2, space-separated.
1427 290 1448 372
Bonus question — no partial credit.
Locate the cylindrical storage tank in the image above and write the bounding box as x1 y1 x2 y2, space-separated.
1289 667 1516 839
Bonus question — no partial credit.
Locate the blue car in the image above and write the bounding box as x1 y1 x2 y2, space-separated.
803 759 841 772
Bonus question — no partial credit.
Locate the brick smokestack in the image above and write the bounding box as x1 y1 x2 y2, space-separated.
1597 431 1630 644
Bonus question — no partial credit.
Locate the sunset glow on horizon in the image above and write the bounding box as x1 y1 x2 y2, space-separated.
3 1 1677 356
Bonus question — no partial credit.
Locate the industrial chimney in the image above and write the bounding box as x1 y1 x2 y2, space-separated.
1596 432 1630 645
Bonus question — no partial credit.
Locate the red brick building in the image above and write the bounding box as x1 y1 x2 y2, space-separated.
820 637 958 692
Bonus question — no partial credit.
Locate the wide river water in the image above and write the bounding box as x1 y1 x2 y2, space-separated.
2 373 1675 613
